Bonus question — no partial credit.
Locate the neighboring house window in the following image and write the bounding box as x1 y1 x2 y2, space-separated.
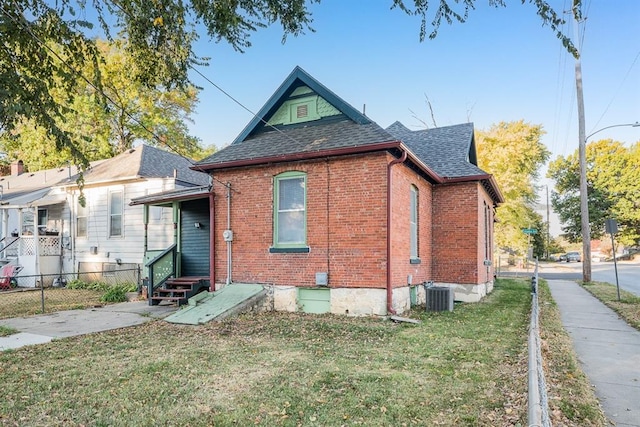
109 190 123 237
410 185 419 260
37 209 47 230
146 190 163 222
273 172 306 248
21 208 47 234
150 205 163 222
77 200 88 238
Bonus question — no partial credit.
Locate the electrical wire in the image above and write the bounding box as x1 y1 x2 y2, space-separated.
107 0 309 150
0 4 211 189
2 1 318 189
589 49 640 135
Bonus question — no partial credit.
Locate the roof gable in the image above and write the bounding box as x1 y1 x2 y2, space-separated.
385 121 485 178
232 66 371 144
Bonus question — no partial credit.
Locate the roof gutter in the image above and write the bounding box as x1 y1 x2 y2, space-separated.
386 149 408 315
194 141 444 185
129 186 210 206
441 174 505 204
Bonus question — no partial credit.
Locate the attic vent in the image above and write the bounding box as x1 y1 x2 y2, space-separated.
296 104 308 119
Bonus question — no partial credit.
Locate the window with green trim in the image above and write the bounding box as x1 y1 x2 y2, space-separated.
410 185 419 259
274 172 307 248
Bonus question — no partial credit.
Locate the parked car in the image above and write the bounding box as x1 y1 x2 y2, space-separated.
565 252 581 262
557 254 567 262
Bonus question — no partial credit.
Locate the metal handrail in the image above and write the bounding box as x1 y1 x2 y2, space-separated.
0 236 20 260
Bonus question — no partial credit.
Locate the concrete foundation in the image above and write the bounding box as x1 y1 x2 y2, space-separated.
234 279 494 316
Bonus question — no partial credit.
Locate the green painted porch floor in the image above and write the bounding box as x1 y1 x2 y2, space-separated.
164 284 266 325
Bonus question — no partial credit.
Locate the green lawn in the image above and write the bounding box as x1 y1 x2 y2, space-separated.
582 282 640 330
0 288 105 319
0 279 603 426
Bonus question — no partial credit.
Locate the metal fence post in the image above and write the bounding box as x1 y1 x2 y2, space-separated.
40 274 45 314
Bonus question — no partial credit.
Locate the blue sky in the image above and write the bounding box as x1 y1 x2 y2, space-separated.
187 0 640 166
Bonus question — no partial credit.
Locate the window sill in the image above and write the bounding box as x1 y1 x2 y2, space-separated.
409 258 421 264
269 247 310 254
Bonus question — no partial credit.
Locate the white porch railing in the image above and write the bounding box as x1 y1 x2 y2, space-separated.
19 235 62 256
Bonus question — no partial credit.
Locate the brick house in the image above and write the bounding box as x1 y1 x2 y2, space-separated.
135 66 503 315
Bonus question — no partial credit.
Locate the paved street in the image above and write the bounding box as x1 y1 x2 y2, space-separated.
500 258 640 296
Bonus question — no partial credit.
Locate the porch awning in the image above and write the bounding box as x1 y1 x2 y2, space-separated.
0 189 67 208
29 192 67 207
130 185 210 206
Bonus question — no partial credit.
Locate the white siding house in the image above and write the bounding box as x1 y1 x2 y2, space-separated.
0 146 208 287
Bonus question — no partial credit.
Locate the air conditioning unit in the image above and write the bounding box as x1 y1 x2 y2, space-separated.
426 286 454 312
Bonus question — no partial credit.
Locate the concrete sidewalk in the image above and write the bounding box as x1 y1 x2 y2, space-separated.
548 280 640 427
0 301 177 351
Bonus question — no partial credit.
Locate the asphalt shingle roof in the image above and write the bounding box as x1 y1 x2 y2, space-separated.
198 118 397 165
65 145 209 186
386 121 488 178
196 66 488 183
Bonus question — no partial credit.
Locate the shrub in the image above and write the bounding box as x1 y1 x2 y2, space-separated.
67 280 138 303
100 283 138 303
66 280 108 292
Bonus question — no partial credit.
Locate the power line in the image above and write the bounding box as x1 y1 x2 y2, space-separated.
107 0 308 149
4 2 315 191
590 49 640 135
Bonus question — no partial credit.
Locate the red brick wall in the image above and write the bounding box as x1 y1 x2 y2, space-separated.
432 181 481 284
211 153 390 289
388 158 433 288
476 188 496 283
209 151 492 291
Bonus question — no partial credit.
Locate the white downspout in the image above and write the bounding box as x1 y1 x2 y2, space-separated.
70 192 76 279
1 209 7 259
33 207 40 288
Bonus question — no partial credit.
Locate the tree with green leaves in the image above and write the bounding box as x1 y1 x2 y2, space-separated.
1 0 581 170
0 40 211 170
548 139 640 246
475 120 551 256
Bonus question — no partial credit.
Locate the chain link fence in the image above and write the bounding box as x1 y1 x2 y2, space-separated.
0 267 142 319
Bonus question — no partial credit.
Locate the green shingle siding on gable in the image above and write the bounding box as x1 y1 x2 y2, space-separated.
291 86 313 96
317 97 340 117
268 86 340 126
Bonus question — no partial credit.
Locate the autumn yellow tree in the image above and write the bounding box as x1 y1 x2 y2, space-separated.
475 120 551 256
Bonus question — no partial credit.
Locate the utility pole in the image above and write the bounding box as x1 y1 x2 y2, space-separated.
573 5 591 282
546 185 550 259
